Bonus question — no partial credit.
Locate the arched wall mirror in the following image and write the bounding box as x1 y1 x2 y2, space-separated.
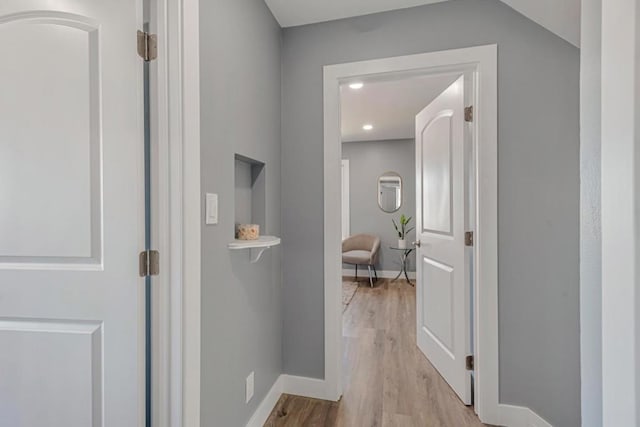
378 172 402 213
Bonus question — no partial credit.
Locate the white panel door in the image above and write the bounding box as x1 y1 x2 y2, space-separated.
0 0 144 426
415 76 471 404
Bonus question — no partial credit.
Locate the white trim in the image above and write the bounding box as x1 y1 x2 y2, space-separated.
499 404 553 427
498 405 553 427
601 0 640 424
151 0 201 425
323 45 499 424
342 268 416 280
245 376 284 427
149 0 170 425
179 0 201 424
245 374 340 427
281 375 336 401
249 376 553 427
244 375 335 427
341 159 350 240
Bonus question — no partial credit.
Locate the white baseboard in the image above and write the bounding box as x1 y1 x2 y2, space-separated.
498 404 553 427
245 375 337 427
246 376 552 427
245 375 284 427
282 375 337 401
342 268 416 280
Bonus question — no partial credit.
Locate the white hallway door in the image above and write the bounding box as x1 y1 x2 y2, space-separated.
415 75 472 404
0 0 145 426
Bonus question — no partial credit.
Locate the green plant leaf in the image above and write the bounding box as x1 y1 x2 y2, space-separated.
392 219 402 238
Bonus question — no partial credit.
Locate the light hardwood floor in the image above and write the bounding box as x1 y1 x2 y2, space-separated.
265 278 490 427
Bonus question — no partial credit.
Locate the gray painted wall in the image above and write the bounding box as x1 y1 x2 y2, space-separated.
281 1 580 426
580 0 602 425
342 139 416 272
199 0 282 425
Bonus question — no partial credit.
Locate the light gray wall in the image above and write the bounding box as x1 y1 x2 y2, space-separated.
580 0 602 425
281 1 580 426
199 0 282 425
342 139 416 272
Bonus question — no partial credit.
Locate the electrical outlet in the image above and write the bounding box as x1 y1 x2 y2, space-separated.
245 371 254 403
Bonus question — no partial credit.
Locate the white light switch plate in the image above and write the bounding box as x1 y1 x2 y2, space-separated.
205 193 218 225
246 371 254 403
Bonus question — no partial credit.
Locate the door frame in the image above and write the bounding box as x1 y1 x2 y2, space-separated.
322 45 498 424
341 159 350 240
600 0 640 424
149 0 201 426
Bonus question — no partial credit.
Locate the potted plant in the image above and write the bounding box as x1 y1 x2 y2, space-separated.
393 214 414 249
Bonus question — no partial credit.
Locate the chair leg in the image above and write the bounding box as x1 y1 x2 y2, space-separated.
373 265 378 281
355 264 358 281
367 265 374 287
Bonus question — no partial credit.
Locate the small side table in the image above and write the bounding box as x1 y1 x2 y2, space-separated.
389 246 414 286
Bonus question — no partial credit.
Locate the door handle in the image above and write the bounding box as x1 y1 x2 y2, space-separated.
413 240 421 248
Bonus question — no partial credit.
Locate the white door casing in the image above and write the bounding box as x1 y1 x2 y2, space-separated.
324 46 498 423
341 159 350 240
415 75 472 405
148 0 202 425
0 0 144 426
601 0 640 424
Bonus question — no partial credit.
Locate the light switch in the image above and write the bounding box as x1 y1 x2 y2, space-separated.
246 371 254 403
205 193 218 225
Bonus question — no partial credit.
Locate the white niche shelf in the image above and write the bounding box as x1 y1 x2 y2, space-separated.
228 236 281 263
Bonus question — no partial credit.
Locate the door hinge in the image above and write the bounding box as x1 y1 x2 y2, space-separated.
465 231 474 247
464 106 473 122
137 30 157 61
139 250 160 277
465 355 474 371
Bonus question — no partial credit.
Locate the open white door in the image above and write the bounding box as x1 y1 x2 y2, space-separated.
415 75 472 404
0 0 145 425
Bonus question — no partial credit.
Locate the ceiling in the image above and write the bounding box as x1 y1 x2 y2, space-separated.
265 0 446 28
500 0 580 46
264 0 580 46
340 73 460 142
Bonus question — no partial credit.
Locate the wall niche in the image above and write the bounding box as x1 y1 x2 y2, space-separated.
234 153 266 235
230 154 279 262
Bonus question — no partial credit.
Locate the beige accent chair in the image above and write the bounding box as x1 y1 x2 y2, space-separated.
342 234 380 287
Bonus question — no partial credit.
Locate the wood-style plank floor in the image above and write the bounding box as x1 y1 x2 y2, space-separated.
264 278 489 427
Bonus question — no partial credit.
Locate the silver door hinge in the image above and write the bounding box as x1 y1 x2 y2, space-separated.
465 231 474 247
137 30 157 61
464 106 473 122
139 250 160 277
465 355 474 370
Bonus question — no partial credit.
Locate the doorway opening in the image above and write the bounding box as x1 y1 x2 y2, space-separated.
323 45 499 425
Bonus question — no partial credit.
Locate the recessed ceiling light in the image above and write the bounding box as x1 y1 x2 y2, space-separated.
349 82 364 90
362 124 373 131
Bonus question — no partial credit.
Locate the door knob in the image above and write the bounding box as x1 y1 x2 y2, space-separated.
413 240 421 248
